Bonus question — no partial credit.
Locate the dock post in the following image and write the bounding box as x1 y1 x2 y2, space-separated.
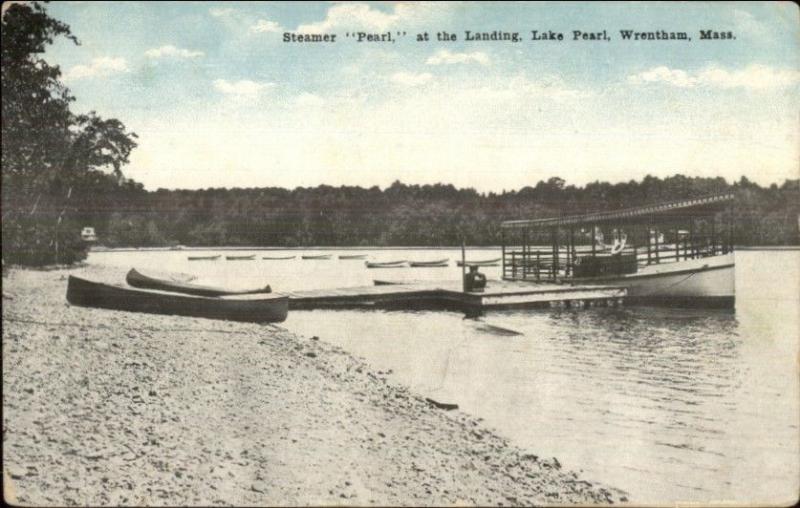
461 239 466 292
501 231 506 279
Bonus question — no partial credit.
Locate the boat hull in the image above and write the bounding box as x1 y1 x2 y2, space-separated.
366 261 406 268
68 276 288 323
581 254 735 308
126 268 271 297
409 259 449 267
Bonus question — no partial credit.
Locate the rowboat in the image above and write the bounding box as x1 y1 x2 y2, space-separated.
456 258 501 267
409 258 449 267
188 254 220 261
226 254 255 260
302 254 332 260
262 255 296 260
67 276 287 323
338 254 368 259
126 268 271 297
365 260 407 268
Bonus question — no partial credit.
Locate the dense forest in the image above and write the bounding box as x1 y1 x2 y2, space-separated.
81 175 799 248
2 3 798 267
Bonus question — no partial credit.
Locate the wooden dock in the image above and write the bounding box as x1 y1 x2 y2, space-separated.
286 279 626 312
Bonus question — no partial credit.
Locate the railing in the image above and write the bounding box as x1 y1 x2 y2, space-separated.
503 234 732 282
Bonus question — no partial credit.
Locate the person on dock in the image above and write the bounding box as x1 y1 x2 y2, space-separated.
465 265 487 293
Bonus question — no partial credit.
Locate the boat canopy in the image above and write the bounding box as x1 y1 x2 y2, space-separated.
501 193 734 230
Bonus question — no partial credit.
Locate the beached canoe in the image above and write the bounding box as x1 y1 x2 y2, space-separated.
226 254 255 260
365 260 407 268
188 254 220 261
126 268 271 297
68 276 288 323
456 258 501 267
338 254 367 259
302 254 332 260
409 258 449 267
262 255 296 260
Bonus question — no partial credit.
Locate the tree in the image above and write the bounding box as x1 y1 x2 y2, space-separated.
2 2 137 265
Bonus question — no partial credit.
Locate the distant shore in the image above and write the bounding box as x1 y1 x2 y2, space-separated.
3 265 626 506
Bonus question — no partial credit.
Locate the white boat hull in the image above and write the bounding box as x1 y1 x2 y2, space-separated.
591 253 735 307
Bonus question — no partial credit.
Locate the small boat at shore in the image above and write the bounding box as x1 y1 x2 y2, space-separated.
339 254 367 259
68 276 288 323
456 258 501 267
262 255 296 260
409 258 449 267
226 254 255 260
126 268 271 297
365 260 407 268
302 254 332 260
188 254 220 261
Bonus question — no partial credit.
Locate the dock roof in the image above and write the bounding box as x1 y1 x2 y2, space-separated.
501 193 735 230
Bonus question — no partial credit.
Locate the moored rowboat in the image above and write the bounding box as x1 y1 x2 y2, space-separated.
365 260 407 268
409 258 449 267
302 254 332 260
262 255 296 260
339 254 367 259
126 268 271 297
456 258 501 267
226 254 255 260
67 276 288 323
188 254 220 261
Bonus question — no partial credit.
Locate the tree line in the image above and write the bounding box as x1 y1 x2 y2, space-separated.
87 176 798 249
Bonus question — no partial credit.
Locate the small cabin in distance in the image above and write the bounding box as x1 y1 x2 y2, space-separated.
81 227 97 242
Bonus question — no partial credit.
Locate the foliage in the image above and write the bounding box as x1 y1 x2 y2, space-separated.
89 176 799 248
1 1 137 266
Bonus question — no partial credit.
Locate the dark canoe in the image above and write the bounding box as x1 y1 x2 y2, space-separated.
373 280 402 286
456 258 501 267
302 254 332 260
68 276 288 323
126 268 271 297
188 255 220 261
338 254 367 259
365 260 407 268
409 258 449 267
262 255 296 260
226 254 255 260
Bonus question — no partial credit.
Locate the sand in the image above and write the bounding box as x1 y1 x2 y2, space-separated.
3 266 627 506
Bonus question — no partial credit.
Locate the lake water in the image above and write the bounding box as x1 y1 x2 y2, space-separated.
88 248 800 504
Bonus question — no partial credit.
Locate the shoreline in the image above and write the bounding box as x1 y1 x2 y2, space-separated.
3 265 627 506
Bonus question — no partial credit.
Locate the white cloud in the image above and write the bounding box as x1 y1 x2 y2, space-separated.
297 2 448 34
627 66 696 87
250 18 283 33
209 7 233 18
426 49 490 66
390 71 433 87
62 57 129 82
145 45 204 59
628 64 800 90
213 79 274 99
733 9 769 38
294 93 325 107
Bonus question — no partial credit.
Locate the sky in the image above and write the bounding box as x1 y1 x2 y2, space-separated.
37 1 800 191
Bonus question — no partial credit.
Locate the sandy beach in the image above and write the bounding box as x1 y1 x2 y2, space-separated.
3 265 627 506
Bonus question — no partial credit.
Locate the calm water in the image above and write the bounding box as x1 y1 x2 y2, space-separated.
88 249 800 504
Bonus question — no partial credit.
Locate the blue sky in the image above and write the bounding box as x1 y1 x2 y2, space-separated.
40 1 800 191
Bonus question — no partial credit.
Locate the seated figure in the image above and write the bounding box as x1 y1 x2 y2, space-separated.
465 265 487 292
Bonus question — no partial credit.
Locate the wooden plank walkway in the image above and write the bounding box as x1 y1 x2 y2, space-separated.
286 279 626 311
